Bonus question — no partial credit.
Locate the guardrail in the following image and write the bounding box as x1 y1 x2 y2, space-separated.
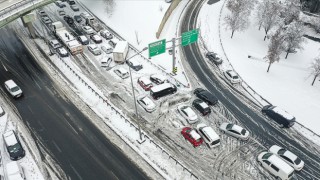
217 0 320 141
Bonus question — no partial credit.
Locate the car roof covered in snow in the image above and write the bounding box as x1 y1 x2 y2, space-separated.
141 96 154 105
151 74 166 80
272 106 295 120
227 70 238 77
183 106 196 116
129 58 141 66
268 154 294 174
139 77 152 85
5 80 17 88
58 47 67 54
190 130 201 140
3 130 18 146
79 35 88 41
231 124 243 133
117 67 128 74
199 101 209 109
150 83 173 93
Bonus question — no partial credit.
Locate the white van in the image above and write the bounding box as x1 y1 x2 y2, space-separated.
5 161 25 180
257 151 294 180
4 80 23 98
196 123 220 148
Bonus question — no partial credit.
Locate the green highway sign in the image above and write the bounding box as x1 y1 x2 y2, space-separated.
148 39 166 58
181 29 199 46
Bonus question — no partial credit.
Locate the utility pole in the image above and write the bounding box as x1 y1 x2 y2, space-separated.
127 47 148 144
172 37 177 74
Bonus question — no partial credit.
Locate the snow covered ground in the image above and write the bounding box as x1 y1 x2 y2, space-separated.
78 0 190 87
0 95 45 180
198 0 320 138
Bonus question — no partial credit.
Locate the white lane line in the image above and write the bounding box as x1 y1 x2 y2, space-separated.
1 61 8 71
65 120 79 135
27 105 34 114
70 164 83 180
52 140 62 153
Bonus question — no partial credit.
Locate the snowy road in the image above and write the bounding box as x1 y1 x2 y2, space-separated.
0 27 149 180
181 0 320 179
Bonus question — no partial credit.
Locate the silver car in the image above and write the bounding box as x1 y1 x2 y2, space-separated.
137 96 156 112
219 123 249 140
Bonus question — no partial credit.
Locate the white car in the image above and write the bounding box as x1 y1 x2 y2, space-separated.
4 80 23 98
6 161 25 180
100 30 113 40
269 145 304 171
150 74 167 85
224 70 241 84
114 67 129 79
219 123 249 140
90 34 102 44
80 12 91 19
257 151 295 180
57 47 68 57
137 96 156 112
178 105 198 124
87 44 101 56
82 26 95 35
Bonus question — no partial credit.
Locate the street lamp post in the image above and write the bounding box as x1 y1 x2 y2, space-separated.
126 47 148 144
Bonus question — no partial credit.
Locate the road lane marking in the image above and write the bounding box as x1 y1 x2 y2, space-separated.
70 164 83 180
52 140 62 153
1 61 8 71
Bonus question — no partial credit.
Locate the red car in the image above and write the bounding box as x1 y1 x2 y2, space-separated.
181 127 203 147
138 77 153 91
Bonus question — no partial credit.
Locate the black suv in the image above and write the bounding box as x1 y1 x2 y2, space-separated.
194 88 218 106
262 105 295 128
63 15 74 25
3 130 25 160
206 52 222 65
192 99 211 116
74 15 82 23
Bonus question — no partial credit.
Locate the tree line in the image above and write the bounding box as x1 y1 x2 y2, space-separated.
224 0 320 85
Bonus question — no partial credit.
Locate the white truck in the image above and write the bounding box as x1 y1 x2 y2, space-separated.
113 41 129 64
51 21 83 55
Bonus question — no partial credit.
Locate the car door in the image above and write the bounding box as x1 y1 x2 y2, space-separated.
228 129 241 138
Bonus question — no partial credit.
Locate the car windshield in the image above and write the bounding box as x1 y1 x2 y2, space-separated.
11 86 20 92
233 75 239 79
278 148 286 155
262 153 273 159
241 129 247 135
211 139 220 145
8 144 20 153
294 157 302 164
226 124 233 130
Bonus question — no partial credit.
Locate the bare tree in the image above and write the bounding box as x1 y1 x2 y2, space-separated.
283 20 306 59
310 57 320 86
224 0 256 38
256 0 282 40
264 28 286 72
281 0 301 25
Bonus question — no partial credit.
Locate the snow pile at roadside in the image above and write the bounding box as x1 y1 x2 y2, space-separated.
0 98 44 180
198 1 320 135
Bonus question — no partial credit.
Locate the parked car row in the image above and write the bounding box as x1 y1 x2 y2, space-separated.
179 87 250 148
257 145 304 179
